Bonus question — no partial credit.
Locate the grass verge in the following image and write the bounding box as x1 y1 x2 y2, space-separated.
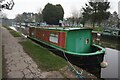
9 30 22 37
20 39 67 71
3 25 13 30
3 26 22 37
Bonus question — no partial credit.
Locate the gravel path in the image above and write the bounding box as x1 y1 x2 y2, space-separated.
2 27 63 78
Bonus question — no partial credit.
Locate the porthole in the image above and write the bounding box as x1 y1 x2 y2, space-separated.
86 39 89 44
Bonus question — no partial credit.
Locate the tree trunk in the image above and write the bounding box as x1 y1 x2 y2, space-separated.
92 22 95 28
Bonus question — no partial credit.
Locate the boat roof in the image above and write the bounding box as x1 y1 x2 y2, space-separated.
31 27 92 31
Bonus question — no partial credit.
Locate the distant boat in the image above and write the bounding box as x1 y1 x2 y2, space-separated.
102 28 120 37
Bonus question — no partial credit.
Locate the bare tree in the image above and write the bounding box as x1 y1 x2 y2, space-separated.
35 8 43 23
37 8 43 14
0 0 14 10
70 8 82 26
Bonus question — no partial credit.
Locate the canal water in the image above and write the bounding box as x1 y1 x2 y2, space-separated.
89 33 119 78
101 48 118 78
11 26 119 78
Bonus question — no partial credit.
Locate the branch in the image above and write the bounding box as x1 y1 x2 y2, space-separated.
0 0 14 10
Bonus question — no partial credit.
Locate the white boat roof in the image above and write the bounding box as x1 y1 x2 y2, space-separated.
32 27 92 31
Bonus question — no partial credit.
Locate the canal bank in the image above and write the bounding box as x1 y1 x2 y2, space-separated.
92 32 120 51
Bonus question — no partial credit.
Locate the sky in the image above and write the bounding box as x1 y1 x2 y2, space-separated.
1 0 119 19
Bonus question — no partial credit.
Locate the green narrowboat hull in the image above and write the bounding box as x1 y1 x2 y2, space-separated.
29 36 105 56
28 27 106 66
28 36 105 66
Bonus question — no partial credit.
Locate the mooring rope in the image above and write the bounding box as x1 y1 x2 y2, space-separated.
62 51 84 79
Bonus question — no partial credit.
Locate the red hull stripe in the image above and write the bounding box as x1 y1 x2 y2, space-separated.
29 28 66 49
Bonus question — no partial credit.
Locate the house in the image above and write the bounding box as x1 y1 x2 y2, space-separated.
1 18 15 26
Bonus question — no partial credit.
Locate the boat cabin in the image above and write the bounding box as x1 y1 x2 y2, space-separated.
29 27 93 53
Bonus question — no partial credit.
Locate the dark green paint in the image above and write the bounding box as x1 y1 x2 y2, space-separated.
66 29 92 53
29 27 105 56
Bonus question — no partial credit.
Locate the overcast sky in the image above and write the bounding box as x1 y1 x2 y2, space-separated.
2 0 119 19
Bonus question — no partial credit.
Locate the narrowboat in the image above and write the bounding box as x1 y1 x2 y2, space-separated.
101 28 120 38
28 27 105 66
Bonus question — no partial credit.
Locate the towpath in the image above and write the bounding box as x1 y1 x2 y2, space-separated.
2 27 63 78
0 26 2 79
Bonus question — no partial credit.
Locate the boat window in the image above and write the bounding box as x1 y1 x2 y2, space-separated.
103 30 111 33
86 39 89 44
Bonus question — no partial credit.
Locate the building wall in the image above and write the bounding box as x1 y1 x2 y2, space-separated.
1 18 15 26
1 18 9 26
